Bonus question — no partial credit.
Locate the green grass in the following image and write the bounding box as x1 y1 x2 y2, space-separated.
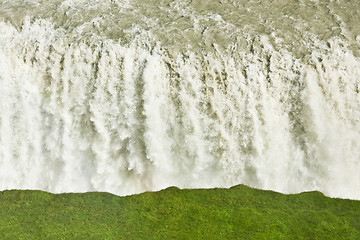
0 185 359 239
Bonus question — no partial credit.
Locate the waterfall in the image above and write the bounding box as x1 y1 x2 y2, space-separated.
0 0 359 199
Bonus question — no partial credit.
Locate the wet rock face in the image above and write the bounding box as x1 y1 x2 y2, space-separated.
0 0 359 199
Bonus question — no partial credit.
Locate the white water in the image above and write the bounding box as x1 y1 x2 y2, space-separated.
0 0 360 199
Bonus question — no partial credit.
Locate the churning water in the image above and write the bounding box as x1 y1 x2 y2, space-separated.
0 0 359 199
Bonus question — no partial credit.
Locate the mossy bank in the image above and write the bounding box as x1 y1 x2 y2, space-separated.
1 185 359 239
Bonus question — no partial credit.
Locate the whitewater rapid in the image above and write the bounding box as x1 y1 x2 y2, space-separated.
0 0 360 199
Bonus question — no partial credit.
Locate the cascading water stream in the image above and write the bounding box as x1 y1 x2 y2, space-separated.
0 0 359 199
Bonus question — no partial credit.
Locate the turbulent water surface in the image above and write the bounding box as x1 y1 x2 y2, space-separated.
0 0 359 199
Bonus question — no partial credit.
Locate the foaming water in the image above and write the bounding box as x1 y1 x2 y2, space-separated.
0 0 359 199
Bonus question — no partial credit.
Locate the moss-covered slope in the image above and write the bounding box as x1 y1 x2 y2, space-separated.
1 185 359 239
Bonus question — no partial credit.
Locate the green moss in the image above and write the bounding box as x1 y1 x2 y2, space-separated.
0 185 359 239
